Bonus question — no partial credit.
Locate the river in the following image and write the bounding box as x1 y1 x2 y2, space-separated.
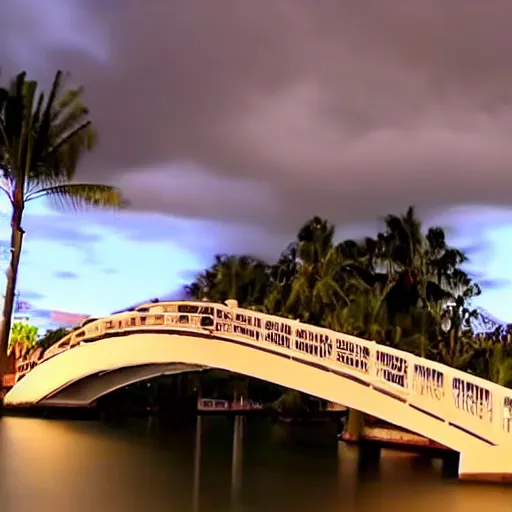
0 415 511 511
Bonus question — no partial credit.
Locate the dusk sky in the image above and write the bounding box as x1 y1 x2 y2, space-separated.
3 1 512 321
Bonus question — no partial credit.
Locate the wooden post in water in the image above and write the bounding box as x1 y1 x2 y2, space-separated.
342 409 365 442
192 415 202 512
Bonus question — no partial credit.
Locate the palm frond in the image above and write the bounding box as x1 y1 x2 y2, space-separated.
26 183 127 210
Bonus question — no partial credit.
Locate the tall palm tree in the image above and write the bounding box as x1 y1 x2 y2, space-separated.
430 298 477 369
263 242 299 315
0 70 124 376
213 255 269 306
186 254 270 307
286 217 351 325
379 207 467 313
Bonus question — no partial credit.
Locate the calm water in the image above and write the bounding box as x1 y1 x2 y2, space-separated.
0 415 511 512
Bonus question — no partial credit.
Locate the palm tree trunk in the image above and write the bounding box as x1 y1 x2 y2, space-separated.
0 207 24 383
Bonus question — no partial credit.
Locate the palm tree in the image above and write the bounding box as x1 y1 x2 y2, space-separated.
379 207 468 316
468 337 512 387
9 322 38 352
431 298 478 369
187 254 270 307
286 217 350 325
333 281 392 343
487 344 512 387
263 242 299 315
0 70 124 377
214 255 269 307
185 260 219 300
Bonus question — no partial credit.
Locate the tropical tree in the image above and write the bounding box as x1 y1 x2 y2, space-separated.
182 206 512 438
8 322 38 352
467 337 512 386
0 70 125 376
285 217 352 325
263 242 299 315
377 207 469 317
487 344 512 387
332 281 392 343
186 254 270 307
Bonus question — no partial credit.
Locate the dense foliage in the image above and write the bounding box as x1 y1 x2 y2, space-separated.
37 328 72 351
186 207 512 387
8 322 38 351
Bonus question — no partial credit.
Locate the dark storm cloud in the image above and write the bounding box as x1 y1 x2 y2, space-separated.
4 0 512 238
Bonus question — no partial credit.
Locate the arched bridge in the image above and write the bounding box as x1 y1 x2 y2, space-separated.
4 300 512 480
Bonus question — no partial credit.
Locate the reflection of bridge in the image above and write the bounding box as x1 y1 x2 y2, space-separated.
4 300 512 481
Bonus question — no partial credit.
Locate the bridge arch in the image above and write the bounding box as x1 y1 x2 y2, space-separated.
5 300 512 479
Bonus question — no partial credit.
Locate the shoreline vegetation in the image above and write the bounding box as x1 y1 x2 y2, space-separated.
6 207 512 445
183 209 512 439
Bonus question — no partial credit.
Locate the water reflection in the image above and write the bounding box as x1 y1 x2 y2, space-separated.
0 416 511 512
230 415 243 509
193 416 202 512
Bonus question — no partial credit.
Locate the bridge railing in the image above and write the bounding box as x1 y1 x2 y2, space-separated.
28 301 512 444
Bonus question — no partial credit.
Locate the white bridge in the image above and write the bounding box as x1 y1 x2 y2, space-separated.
4 300 512 481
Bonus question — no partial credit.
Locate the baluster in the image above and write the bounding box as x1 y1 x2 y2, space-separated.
487 388 495 427
405 354 414 393
493 389 506 437
368 344 377 383
330 333 338 365
443 367 463 421
212 307 218 332
504 395 512 435
444 374 456 423
260 317 267 346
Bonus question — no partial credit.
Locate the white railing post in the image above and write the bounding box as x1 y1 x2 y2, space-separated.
368 343 377 384
442 371 454 424
492 388 505 439
290 318 301 355
260 314 267 346
330 329 338 365
406 353 414 394
225 299 238 310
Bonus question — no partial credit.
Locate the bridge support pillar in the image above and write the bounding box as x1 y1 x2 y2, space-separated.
459 447 512 483
341 409 365 442
441 451 459 479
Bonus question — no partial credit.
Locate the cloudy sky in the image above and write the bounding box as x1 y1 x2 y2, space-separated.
3 0 512 321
